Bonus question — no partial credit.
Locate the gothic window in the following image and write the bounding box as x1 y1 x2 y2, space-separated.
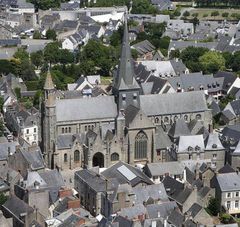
64 153 67 162
65 127 68 133
155 117 159 123
68 127 71 133
184 115 188 121
164 116 169 123
111 153 119 161
62 128 64 134
74 150 80 162
135 131 148 160
196 114 202 120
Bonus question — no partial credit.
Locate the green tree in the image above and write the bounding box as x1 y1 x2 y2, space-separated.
191 17 199 33
110 25 124 47
44 42 61 64
33 30 42 39
222 12 229 18
170 49 180 59
199 51 225 73
211 11 219 17
0 60 15 75
14 48 29 61
203 13 208 18
46 29 57 40
58 49 74 64
31 51 44 68
183 11 190 17
131 0 158 14
222 52 233 69
0 193 7 205
230 51 240 72
207 197 220 216
0 96 3 113
220 213 234 224
14 87 21 100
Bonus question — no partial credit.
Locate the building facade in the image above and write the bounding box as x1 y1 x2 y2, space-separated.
42 20 212 170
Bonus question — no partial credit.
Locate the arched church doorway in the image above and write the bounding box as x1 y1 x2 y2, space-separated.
93 152 104 167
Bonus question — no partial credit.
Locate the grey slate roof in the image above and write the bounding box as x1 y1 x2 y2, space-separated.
155 126 172 150
145 162 184 177
102 161 153 187
222 124 240 142
216 172 240 192
214 71 236 92
133 183 168 204
2 195 34 221
218 164 235 174
140 91 208 116
131 40 155 55
119 203 146 219
21 147 45 170
56 96 117 122
168 118 191 139
205 133 224 150
187 203 202 218
168 209 184 227
146 201 178 219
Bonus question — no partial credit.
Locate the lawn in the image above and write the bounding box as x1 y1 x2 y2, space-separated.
188 8 240 20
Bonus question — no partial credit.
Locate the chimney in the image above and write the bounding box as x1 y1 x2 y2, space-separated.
59 188 73 198
67 199 80 209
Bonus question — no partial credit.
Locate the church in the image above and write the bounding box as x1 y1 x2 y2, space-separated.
41 20 212 170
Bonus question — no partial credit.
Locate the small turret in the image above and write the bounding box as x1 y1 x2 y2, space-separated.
44 70 55 99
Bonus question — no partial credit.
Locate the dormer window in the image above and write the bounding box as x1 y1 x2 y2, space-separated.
133 93 137 100
195 146 200 151
188 146 193 152
212 144 217 149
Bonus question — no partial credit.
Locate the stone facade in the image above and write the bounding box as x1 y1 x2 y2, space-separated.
41 21 212 170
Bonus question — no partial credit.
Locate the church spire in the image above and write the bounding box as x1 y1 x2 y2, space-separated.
115 15 139 90
44 69 54 91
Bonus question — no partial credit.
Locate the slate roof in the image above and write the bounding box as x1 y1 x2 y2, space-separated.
119 203 146 219
146 201 178 219
178 135 204 153
56 96 117 122
210 100 221 116
131 40 155 55
145 162 184 177
155 126 172 150
168 118 191 139
140 91 208 116
205 133 224 150
214 71 236 92
222 109 236 121
162 175 184 197
169 41 218 51
0 39 21 47
167 72 224 93
217 172 240 192
0 141 18 160
168 209 185 227
133 183 168 204
218 164 235 174
187 203 202 218
75 169 117 192
102 161 153 187
21 147 45 170
146 75 167 94
2 195 34 221
222 124 240 142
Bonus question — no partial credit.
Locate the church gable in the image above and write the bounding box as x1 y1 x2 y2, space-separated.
125 105 154 130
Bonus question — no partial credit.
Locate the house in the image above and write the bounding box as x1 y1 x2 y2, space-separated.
144 161 185 183
135 59 189 79
54 20 80 40
62 29 89 51
166 19 194 37
8 145 45 178
169 133 225 170
221 100 240 125
14 169 65 218
151 0 174 11
168 40 218 55
90 11 124 23
186 203 214 225
131 40 156 60
2 195 44 227
167 72 225 99
214 172 240 215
